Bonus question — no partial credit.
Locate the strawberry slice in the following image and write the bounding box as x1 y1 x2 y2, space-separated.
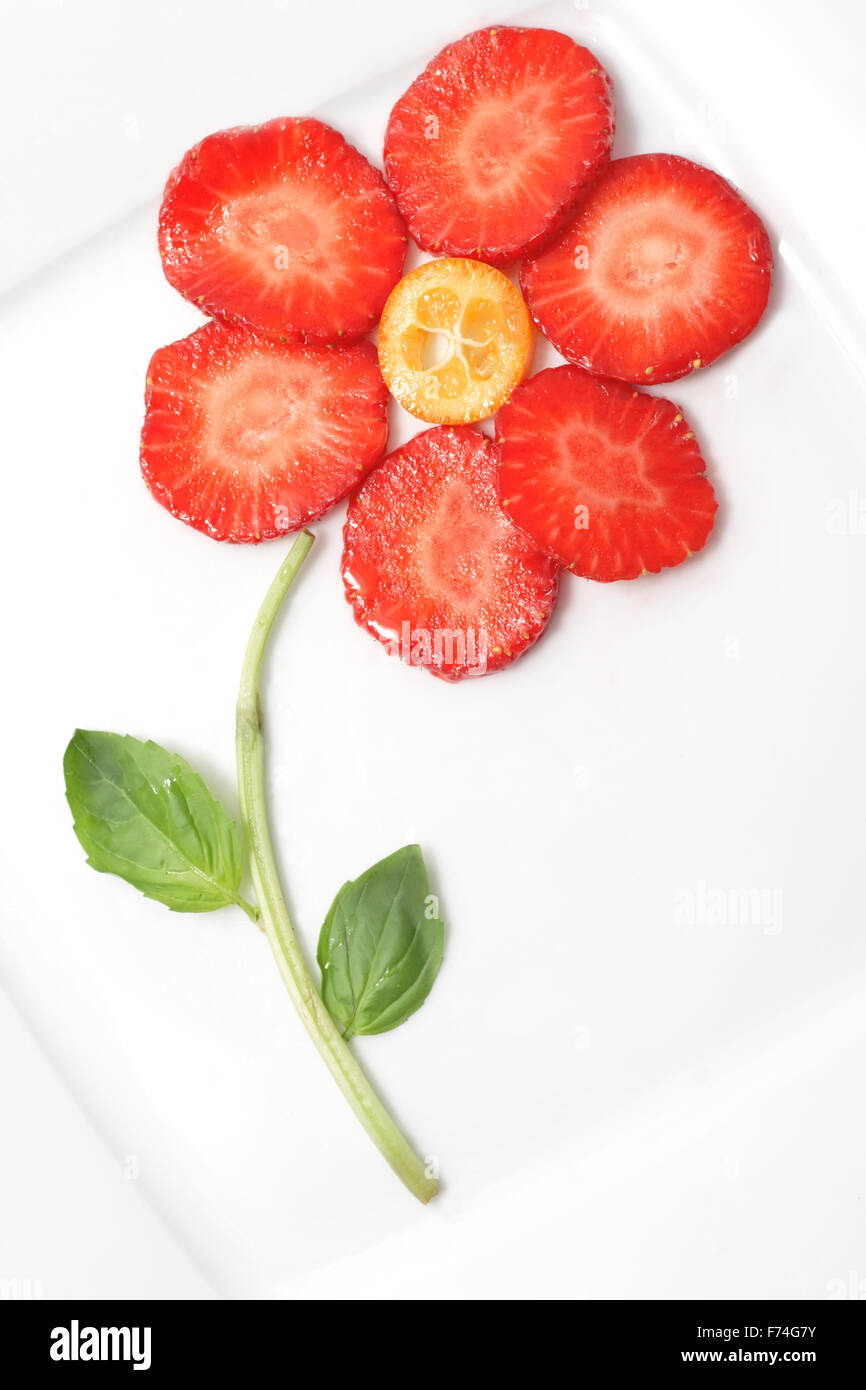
521 154 773 383
141 321 388 543
495 366 718 582
341 426 559 680
384 27 613 267
159 117 408 343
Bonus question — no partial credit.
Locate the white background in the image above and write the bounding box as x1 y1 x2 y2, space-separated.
1 0 865 1300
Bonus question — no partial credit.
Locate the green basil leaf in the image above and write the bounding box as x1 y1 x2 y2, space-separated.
64 729 248 913
317 845 444 1039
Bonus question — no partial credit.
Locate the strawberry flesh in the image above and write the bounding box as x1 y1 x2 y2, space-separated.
496 365 718 581
384 27 613 266
159 117 408 342
141 322 388 543
342 425 559 679
521 154 773 383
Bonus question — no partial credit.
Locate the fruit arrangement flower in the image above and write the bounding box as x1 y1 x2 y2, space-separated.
64 24 772 1201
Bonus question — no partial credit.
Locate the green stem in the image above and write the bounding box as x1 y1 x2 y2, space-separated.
235 531 438 1204
235 894 259 925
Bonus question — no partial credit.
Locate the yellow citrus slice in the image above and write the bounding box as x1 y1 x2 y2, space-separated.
377 257 533 424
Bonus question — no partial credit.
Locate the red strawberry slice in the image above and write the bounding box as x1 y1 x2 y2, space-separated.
159 117 408 343
521 154 773 384
384 27 613 267
141 321 388 543
341 426 559 680
496 366 718 582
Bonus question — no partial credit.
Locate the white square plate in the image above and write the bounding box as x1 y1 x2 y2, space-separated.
2 0 865 1298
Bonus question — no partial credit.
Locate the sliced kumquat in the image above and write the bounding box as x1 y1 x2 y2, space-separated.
377 258 533 424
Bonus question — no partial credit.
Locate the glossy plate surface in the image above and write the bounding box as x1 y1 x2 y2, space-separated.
1 0 864 1298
